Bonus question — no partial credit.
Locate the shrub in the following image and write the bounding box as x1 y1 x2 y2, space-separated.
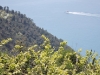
0 35 100 75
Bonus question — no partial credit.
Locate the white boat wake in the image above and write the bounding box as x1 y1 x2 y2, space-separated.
66 11 100 17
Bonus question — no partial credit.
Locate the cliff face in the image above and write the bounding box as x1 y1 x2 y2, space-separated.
0 6 72 51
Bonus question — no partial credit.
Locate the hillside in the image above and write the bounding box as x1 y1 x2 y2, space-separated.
1 6 100 75
0 6 72 52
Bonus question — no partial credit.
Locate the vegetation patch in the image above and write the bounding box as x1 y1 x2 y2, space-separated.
0 35 100 75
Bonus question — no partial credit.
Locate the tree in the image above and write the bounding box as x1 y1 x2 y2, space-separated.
0 6 3 9
3 6 6 10
11 10 14 14
6 6 9 13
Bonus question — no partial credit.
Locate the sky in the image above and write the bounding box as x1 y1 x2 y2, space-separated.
0 0 100 56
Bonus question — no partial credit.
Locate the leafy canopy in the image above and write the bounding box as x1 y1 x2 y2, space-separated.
0 35 100 75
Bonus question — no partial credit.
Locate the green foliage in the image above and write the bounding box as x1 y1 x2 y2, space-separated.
0 38 12 46
0 35 100 75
